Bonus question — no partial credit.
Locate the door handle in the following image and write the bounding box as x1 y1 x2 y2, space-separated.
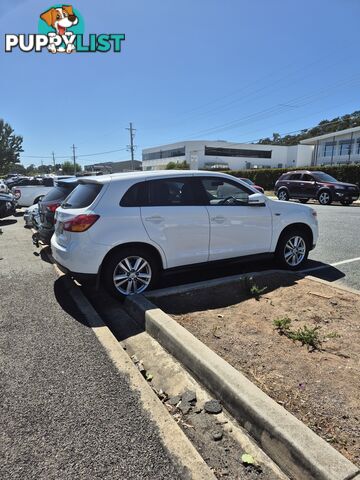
145 215 164 223
211 216 226 223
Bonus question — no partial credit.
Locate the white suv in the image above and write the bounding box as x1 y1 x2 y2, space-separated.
51 171 318 297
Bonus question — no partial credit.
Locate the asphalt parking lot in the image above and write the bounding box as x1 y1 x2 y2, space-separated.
154 202 360 291
0 218 183 480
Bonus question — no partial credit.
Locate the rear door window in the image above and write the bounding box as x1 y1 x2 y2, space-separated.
62 183 102 209
147 178 201 206
302 174 314 182
289 173 302 180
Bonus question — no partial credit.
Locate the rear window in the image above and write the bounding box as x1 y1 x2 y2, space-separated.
61 183 102 209
42 186 74 202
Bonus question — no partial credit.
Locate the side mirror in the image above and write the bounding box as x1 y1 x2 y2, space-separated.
248 192 266 206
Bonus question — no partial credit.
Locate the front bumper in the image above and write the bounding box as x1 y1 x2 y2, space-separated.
333 190 359 201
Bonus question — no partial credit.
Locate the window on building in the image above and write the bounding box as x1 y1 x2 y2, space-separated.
323 142 335 157
204 146 272 159
143 147 186 161
339 140 353 156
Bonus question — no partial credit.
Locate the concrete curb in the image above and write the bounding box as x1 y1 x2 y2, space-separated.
124 274 360 480
54 271 216 480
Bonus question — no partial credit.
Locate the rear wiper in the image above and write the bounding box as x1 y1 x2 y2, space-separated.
61 202 72 208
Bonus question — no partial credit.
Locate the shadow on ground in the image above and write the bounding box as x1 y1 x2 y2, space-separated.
0 219 17 226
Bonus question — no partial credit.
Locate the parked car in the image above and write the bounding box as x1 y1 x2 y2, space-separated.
275 170 360 205
0 179 9 193
51 171 318 298
36 178 79 244
24 204 41 228
0 192 17 219
239 178 264 194
12 176 73 207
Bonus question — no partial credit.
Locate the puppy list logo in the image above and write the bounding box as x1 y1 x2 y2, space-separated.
5 4 125 54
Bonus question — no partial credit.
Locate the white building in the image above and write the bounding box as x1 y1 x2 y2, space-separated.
300 126 360 166
142 140 313 171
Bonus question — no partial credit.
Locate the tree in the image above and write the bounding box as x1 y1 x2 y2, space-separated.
166 160 189 170
257 110 360 146
0 119 24 174
9 163 26 174
61 161 82 174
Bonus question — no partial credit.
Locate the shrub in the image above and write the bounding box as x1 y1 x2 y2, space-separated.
222 164 360 191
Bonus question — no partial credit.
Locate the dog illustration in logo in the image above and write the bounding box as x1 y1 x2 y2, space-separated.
40 5 78 53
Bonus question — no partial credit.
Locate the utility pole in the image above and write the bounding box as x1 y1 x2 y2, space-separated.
72 144 77 175
126 122 136 171
52 152 56 172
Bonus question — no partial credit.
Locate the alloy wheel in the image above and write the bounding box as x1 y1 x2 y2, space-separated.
318 192 330 205
283 236 306 267
278 191 288 201
113 256 152 295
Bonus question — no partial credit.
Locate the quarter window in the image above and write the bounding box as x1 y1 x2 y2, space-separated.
200 178 251 206
120 182 147 207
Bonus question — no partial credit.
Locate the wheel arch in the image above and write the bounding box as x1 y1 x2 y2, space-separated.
276 223 313 251
98 241 165 282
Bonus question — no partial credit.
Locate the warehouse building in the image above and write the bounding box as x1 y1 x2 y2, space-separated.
300 126 360 166
142 140 313 171
84 160 142 173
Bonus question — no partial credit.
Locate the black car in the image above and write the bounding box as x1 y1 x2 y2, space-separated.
36 178 78 244
0 193 17 219
275 170 360 206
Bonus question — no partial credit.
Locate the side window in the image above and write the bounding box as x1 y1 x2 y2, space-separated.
302 174 314 182
147 178 198 206
289 173 302 180
200 177 251 206
120 181 147 207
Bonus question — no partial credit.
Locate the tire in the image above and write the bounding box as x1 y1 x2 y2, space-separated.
317 190 332 205
277 189 289 201
340 198 353 206
102 246 160 298
275 228 310 270
299 199 309 204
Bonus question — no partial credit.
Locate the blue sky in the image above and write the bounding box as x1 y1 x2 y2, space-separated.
0 0 360 167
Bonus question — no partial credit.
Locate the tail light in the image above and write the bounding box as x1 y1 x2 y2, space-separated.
13 188 21 199
63 214 100 233
46 203 61 213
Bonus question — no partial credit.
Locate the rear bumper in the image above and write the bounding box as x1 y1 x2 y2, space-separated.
55 261 97 286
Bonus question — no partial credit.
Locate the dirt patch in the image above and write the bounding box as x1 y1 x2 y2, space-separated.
155 273 360 466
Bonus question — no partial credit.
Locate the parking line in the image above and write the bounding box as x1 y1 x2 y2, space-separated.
301 256 360 274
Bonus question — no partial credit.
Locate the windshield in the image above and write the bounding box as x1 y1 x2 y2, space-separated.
313 173 338 183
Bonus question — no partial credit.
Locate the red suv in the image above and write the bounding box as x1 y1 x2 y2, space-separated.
275 170 359 206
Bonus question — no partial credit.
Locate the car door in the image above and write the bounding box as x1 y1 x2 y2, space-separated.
300 173 317 198
199 176 272 261
140 177 210 268
288 173 303 197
